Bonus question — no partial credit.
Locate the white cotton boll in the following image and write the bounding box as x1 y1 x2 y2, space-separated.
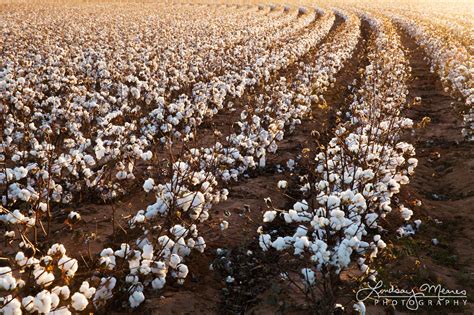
15 252 27 267
71 292 88 311
50 293 60 310
0 267 17 291
151 277 166 290
277 180 288 189
116 171 127 180
414 219 422 229
295 225 308 237
99 255 116 270
259 234 272 251
327 195 340 209
169 254 181 269
34 290 52 314
48 243 66 257
140 260 152 275
377 239 387 249
68 211 81 222
373 235 381 242
142 244 154 260
301 268 315 286
194 237 206 253
271 237 288 251
140 151 153 161
263 210 277 223
151 261 167 276
176 264 189 284
33 268 54 287
18 188 32 201
220 220 229 230
126 274 139 284
2 296 21 315
83 155 96 166
143 178 155 192
287 159 295 170
432 238 439 245
387 179 400 194
79 282 95 299
52 285 71 299
400 206 413 220
293 201 308 212
114 244 130 258
38 202 48 212
129 291 145 308
6 210 24 224
22 295 36 313
178 192 205 218
226 276 235 283
170 224 188 239
58 256 78 277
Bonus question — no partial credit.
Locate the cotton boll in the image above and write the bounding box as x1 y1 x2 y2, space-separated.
50 293 60 310
79 281 95 299
168 254 181 269
194 236 206 253
377 239 387 249
18 188 32 201
67 211 81 222
271 237 288 251
33 268 54 287
414 219 422 229
0 267 17 291
52 285 71 300
140 151 153 161
151 276 166 290
263 210 277 223
129 291 145 308
301 268 315 286
143 178 155 193
142 244 154 260
58 256 78 277
34 290 52 314
71 292 88 311
116 171 127 180
327 195 340 209
400 206 413 220
175 264 189 284
2 296 21 315
259 234 272 251
293 201 308 212
277 180 288 189
220 220 229 230
48 243 66 257
22 296 36 313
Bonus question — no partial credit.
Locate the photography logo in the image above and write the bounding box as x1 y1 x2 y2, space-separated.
356 280 468 311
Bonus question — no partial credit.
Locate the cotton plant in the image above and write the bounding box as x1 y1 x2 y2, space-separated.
257 12 421 311
0 243 96 314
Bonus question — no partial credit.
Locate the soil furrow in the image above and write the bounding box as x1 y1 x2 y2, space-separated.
374 27 474 313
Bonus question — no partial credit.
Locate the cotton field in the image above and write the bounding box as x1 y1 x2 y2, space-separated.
1 0 473 314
